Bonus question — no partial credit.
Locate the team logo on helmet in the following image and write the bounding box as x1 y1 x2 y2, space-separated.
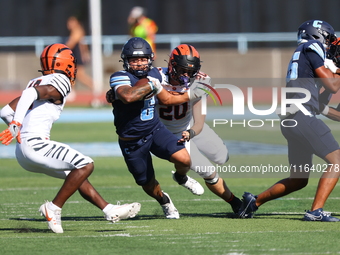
297 20 337 46
40 43 77 85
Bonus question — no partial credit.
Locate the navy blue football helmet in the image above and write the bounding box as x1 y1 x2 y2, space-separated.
121 37 154 77
297 20 337 47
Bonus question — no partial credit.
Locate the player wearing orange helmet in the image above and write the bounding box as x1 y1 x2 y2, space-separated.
156 44 242 215
0 43 141 233
39 43 77 85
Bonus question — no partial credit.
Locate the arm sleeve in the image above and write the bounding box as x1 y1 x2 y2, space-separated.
0 104 15 125
13 87 38 124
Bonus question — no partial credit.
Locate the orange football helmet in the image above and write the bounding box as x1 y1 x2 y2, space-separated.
328 37 340 67
40 43 77 85
168 44 201 84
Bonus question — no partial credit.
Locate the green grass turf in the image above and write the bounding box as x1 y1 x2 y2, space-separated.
0 157 340 255
0 121 340 254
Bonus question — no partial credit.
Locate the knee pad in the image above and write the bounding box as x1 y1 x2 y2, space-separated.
205 173 220 185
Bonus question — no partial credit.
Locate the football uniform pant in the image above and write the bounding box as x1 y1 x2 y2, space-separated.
16 137 93 179
175 123 229 179
119 123 185 186
281 111 339 178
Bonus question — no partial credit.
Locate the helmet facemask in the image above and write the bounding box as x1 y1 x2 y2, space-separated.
327 38 340 67
123 57 153 77
121 37 154 77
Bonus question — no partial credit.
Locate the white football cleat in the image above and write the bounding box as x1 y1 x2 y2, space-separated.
161 192 179 219
172 171 204 195
39 201 63 234
105 202 141 223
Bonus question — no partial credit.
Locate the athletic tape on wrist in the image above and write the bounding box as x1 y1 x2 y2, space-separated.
321 105 329 115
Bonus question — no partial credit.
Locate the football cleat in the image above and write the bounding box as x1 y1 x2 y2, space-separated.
171 171 204 195
304 208 340 222
230 196 243 214
238 192 258 218
161 192 179 219
39 201 63 234
105 202 141 223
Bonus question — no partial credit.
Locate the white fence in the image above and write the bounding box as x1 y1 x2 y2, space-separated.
0 32 301 56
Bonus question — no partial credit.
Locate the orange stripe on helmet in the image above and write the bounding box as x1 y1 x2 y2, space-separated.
172 44 200 58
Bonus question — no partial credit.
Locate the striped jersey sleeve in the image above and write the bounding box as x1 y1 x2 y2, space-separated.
110 72 132 91
26 73 71 97
47 73 71 97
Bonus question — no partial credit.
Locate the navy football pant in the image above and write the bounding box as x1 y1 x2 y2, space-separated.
281 111 339 177
119 124 186 185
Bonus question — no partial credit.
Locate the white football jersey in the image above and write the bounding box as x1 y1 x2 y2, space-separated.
20 73 71 139
156 67 210 133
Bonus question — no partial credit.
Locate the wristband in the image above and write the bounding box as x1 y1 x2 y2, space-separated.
187 129 196 139
321 105 329 115
0 104 15 125
148 81 155 91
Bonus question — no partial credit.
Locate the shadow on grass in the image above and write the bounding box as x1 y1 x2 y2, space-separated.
237 212 305 221
10 216 105 222
0 227 50 233
8 211 315 223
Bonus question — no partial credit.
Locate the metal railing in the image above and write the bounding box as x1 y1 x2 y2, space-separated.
0 32 303 56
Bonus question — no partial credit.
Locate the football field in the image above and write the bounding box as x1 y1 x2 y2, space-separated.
1 116 340 255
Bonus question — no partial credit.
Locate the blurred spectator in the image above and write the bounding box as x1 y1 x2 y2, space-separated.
65 16 94 101
127 6 158 56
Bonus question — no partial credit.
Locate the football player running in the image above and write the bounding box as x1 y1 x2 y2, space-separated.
107 37 204 219
155 44 242 215
238 20 340 221
0 44 141 233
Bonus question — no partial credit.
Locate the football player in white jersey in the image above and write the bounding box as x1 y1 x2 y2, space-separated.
0 44 141 233
155 44 242 214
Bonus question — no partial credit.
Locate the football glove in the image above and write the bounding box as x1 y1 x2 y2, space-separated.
189 81 208 100
178 129 196 143
0 120 21 145
147 76 163 94
324 58 338 74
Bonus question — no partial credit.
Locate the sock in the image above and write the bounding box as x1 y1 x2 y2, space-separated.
102 204 114 214
174 172 188 185
49 201 62 211
226 193 242 207
157 193 170 205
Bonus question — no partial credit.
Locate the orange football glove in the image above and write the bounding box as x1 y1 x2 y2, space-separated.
0 120 21 145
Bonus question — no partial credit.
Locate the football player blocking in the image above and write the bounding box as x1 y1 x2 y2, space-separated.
0 43 141 234
107 39 241 216
155 44 242 213
238 20 340 221
108 37 209 219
